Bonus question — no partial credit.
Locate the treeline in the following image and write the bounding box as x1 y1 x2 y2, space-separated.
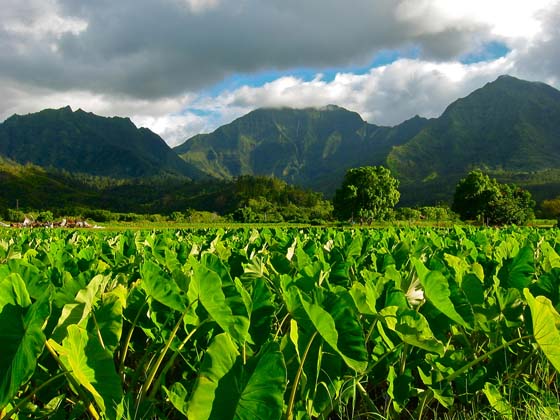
0 159 557 225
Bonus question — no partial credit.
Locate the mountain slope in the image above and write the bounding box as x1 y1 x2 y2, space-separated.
387 75 560 203
0 106 202 178
174 105 429 193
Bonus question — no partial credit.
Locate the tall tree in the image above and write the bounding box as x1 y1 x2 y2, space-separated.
333 166 400 223
452 170 534 225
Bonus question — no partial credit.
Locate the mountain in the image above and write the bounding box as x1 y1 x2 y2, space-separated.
174 105 429 193
176 75 560 204
3 75 560 208
0 106 202 179
387 75 560 203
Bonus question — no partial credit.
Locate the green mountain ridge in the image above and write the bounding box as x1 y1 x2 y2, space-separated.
175 75 560 204
174 105 429 194
1 75 560 209
387 75 560 204
0 106 202 179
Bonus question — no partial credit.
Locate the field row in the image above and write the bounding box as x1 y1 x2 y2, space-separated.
1 227 560 419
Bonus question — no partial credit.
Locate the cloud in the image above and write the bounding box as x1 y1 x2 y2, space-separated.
0 0 559 146
1 0 530 99
184 56 511 133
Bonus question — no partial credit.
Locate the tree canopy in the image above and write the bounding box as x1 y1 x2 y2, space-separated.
333 166 400 223
452 170 534 225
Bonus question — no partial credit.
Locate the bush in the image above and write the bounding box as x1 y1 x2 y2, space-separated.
37 211 54 223
5 208 26 222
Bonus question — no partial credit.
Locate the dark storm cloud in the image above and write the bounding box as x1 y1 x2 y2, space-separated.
0 0 492 99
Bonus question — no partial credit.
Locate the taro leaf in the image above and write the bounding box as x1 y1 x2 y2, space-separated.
483 382 513 420
387 366 412 412
540 241 560 272
498 246 534 290
413 259 468 328
88 285 126 352
187 334 286 420
0 288 50 407
249 278 275 347
164 382 189 417
349 283 377 315
497 288 524 326
298 290 367 372
0 273 31 308
524 289 560 373
380 306 445 356
462 274 484 306
140 261 187 313
48 325 122 418
193 262 250 344
52 275 108 343
431 387 454 409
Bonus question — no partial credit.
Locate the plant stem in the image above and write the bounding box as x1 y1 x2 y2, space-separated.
440 335 531 384
274 313 290 341
286 331 318 420
137 306 192 405
3 372 67 419
118 300 148 382
147 320 207 400
414 334 532 418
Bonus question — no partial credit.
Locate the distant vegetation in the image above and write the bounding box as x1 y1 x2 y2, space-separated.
453 170 535 225
1 76 560 224
333 166 400 223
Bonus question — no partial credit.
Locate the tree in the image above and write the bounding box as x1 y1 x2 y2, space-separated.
541 197 560 219
333 166 400 223
452 170 534 225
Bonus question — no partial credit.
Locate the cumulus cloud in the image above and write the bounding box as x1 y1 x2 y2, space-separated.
0 0 559 146
184 56 512 135
0 0 520 100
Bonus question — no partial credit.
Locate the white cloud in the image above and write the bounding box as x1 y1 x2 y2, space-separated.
1 0 560 147
183 56 512 136
2 0 87 38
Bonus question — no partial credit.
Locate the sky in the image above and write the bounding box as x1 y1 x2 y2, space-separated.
1 0 560 146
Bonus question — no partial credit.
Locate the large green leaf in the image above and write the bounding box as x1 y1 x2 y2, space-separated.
140 261 187 312
187 334 286 420
0 286 50 407
48 325 123 418
192 261 250 344
380 306 445 356
524 289 560 372
413 259 468 328
51 275 108 343
249 278 275 347
498 246 534 290
298 290 367 372
88 285 126 352
483 383 513 420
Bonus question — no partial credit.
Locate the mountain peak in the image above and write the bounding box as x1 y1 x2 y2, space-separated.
0 107 200 178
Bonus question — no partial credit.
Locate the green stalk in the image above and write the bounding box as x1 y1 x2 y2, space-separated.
286 331 318 420
137 307 192 404
364 318 378 344
91 312 106 350
415 334 532 418
273 313 290 341
147 320 207 400
439 335 531 384
3 372 67 419
118 301 148 380
399 343 409 375
128 342 158 392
